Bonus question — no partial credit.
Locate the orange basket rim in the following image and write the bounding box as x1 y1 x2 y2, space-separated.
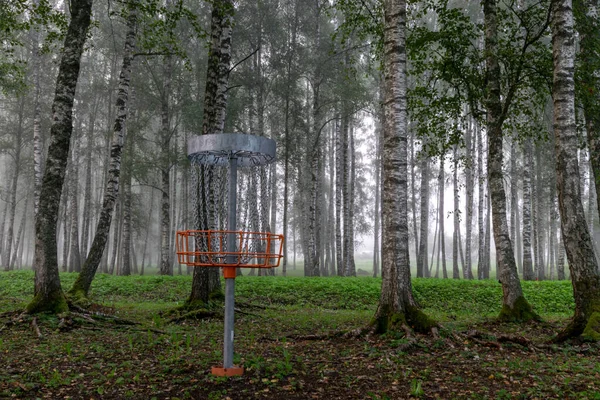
175 229 285 269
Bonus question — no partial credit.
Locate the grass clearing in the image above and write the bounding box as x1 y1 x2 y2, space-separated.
0 271 595 399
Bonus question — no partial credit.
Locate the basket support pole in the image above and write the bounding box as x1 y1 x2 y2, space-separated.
223 156 238 370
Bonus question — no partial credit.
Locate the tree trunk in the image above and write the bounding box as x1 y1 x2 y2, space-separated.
335 116 345 276
120 157 133 276
373 0 436 334
417 155 429 278
344 125 356 276
28 0 93 314
439 156 447 279
10 195 29 270
452 145 461 279
81 102 98 259
552 0 600 340
373 115 382 277
464 118 475 279
68 2 136 299
4 102 23 271
483 0 536 321
68 129 81 272
477 126 485 280
188 0 234 305
522 139 535 280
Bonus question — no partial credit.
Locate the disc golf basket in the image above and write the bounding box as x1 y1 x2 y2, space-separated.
176 133 284 377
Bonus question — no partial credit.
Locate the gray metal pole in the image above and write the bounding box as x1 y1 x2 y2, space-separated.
223 156 238 369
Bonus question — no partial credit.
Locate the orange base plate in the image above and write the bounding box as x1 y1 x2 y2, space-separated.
211 366 244 376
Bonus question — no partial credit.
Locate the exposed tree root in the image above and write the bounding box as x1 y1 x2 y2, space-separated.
168 309 217 323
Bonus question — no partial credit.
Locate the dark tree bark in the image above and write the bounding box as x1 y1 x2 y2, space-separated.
27 0 93 313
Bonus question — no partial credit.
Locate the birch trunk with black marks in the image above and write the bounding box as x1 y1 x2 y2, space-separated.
159 53 173 276
69 2 136 299
10 195 29 270
189 0 233 305
511 143 522 273
452 145 461 279
477 126 485 280
552 0 600 340
68 130 81 272
373 118 382 277
522 139 534 280
335 116 345 276
483 0 535 321
4 100 24 270
464 119 475 279
28 0 93 313
344 125 356 277
575 0 600 268
81 101 98 259
439 156 447 279
417 155 429 278
32 6 43 221
373 0 436 334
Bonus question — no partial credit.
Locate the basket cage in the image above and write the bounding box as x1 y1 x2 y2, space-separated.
176 230 284 268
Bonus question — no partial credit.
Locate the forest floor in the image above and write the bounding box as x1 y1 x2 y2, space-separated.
0 271 599 400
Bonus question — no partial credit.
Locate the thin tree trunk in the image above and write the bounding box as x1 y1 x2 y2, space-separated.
335 116 345 276
10 196 29 270
69 1 137 298
452 145 461 279
417 155 429 277
373 116 382 277
464 118 474 279
68 129 81 272
477 125 485 280
522 139 535 280
439 156 447 279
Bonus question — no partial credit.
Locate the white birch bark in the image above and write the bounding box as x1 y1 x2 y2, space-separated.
483 0 535 320
374 0 436 333
28 0 93 313
69 1 137 297
552 0 600 340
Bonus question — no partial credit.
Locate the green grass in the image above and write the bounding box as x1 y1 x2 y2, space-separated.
0 270 575 319
0 270 592 400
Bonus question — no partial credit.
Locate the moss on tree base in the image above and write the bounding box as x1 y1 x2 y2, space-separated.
372 304 438 335
580 302 600 341
26 291 69 314
497 296 539 323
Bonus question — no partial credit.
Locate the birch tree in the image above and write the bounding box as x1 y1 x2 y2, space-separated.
27 0 93 313
483 0 537 321
552 0 600 341
69 1 137 300
187 0 233 306
373 0 437 334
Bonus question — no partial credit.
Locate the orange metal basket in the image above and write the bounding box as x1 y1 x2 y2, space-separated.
176 230 284 268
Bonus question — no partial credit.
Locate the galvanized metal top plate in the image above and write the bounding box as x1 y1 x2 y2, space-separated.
188 133 276 166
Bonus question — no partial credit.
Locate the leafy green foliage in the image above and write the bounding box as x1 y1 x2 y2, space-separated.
407 0 552 157
0 271 577 318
